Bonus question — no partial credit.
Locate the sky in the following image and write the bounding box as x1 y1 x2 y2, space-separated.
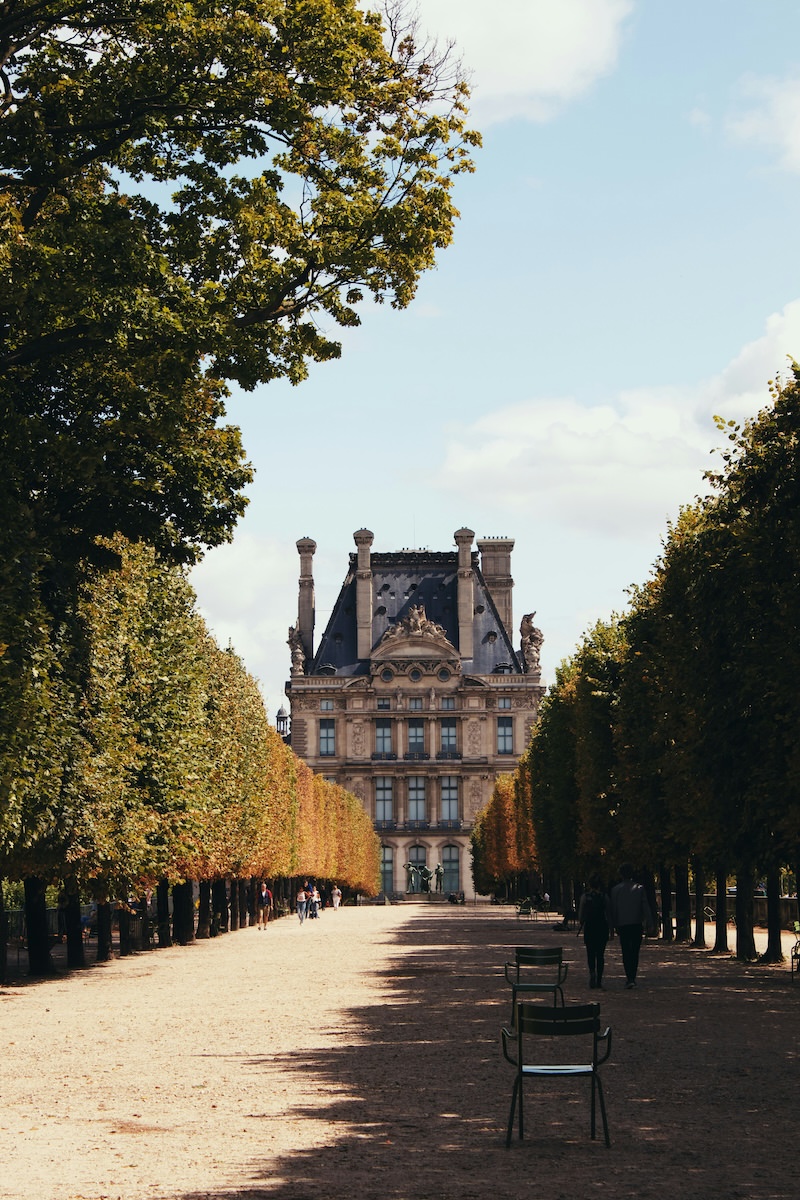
191 0 800 719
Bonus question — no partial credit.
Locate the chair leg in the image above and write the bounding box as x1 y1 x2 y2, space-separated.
595 1075 610 1147
506 1077 520 1148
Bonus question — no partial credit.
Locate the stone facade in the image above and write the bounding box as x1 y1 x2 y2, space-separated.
284 528 545 900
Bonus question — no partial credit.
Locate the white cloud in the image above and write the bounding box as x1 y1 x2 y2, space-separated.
190 531 299 715
436 299 800 538
727 74 800 172
417 0 635 124
688 107 711 129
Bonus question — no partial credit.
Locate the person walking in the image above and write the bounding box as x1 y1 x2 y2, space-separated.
611 863 654 988
256 882 273 930
331 884 342 911
577 876 612 989
296 882 309 924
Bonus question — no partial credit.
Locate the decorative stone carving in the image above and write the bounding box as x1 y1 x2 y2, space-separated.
466 719 482 756
287 624 306 676
520 612 544 673
352 721 366 757
379 604 448 644
349 778 367 802
468 777 483 817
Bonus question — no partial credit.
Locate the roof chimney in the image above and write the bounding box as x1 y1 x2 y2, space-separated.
296 537 316 662
477 537 514 635
354 528 374 660
454 527 475 660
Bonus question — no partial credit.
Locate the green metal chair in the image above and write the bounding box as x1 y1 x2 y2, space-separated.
501 1001 612 1148
504 946 568 1023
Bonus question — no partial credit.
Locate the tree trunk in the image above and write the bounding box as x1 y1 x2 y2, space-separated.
761 865 784 963
735 865 757 960
675 861 692 941
239 879 250 927
196 880 212 938
24 876 53 976
659 865 673 942
229 878 240 931
65 886 85 969
692 860 706 949
712 866 730 953
212 879 229 934
172 881 194 945
156 879 172 948
139 894 153 951
0 879 8 986
118 904 133 956
96 900 113 962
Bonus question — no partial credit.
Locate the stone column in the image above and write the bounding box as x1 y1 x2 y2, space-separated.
454 527 475 661
296 537 316 662
354 528 374 661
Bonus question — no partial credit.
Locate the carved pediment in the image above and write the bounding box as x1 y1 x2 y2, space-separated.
373 605 458 662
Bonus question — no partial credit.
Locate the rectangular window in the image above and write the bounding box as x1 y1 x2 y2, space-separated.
441 696 456 710
320 699 334 711
441 776 459 822
497 715 513 755
408 697 423 711
376 777 393 822
440 718 457 752
375 718 392 754
377 698 390 710
408 776 426 822
498 697 511 709
407 718 425 753
319 718 335 756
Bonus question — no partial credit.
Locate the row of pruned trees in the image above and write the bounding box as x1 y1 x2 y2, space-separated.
0 536 380 981
473 366 800 960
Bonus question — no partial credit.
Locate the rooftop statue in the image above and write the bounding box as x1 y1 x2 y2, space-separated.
520 612 544 673
380 604 448 644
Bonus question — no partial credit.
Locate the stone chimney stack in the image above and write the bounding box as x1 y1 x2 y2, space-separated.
353 528 374 660
454 527 475 661
477 537 515 635
296 537 317 662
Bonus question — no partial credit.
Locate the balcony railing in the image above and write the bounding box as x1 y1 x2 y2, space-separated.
403 751 429 760
372 819 463 833
436 750 462 760
371 751 397 760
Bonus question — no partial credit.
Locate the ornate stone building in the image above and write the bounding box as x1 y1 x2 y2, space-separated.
284 528 545 900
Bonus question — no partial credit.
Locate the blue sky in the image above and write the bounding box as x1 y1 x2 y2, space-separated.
192 0 800 717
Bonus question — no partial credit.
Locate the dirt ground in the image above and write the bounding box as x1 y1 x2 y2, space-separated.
1 903 798 1200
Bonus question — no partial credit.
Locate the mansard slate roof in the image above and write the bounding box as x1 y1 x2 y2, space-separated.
310 550 522 677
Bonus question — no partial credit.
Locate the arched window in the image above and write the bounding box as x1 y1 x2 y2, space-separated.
381 845 394 897
442 845 459 894
407 844 427 894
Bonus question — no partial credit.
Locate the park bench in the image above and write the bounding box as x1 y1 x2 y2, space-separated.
504 947 569 1024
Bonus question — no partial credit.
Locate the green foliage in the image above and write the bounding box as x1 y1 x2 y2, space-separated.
2 0 478 391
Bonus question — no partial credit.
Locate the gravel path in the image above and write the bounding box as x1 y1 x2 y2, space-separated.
1 904 798 1200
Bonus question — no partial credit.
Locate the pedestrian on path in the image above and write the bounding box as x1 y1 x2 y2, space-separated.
578 875 612 989
257 882 273 930
611 863 653 988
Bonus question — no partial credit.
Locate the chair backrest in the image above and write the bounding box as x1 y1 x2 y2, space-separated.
517 1001 600 1038
515 1002 606 1067
514 947 563 969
